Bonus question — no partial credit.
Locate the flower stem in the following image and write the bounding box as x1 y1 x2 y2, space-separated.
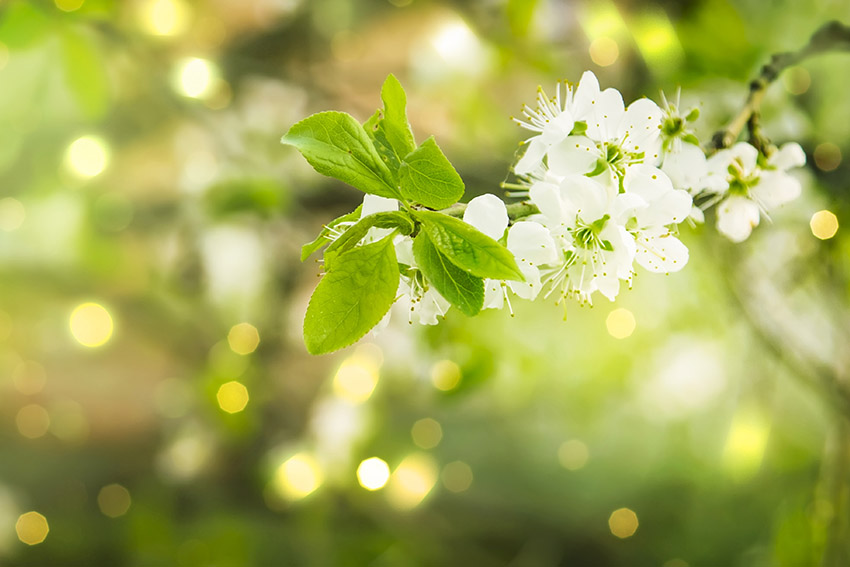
439 200 540 221
709 20 850 152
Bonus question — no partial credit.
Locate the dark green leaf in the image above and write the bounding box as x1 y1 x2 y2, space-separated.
415 209 524 281
282 111 399 199
398 137 464 209
300 206 362 262
303 236 399 355
413 232 483 316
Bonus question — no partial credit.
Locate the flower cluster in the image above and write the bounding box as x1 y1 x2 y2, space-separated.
338 71 807 326
507 71 693 305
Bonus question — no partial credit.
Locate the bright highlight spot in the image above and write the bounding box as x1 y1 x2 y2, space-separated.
589 37 619 66
608 507 639 538
356 457 390 491
70 302 114 347
216 381 249 414
142 0 191 36
16 512 49 545
333 348 381 404
558 439 589 471
632 10 683 72
55 0 84 12
16 404 51 439
441 461 473 493
66 136 109 178
0 198 25 232
810 210 839 240
227 322 260 355
430 359 461 391
813 143 842 172
606 308 636 339
723 410 769 478
98 484 132 518
177 58 215 99
274 453 323 501
411 418 443 450
386 453 438 510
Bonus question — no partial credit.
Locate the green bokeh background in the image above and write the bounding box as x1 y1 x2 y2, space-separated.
1 0 849 565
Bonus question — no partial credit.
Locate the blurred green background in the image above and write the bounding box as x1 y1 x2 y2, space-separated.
1 0 849 565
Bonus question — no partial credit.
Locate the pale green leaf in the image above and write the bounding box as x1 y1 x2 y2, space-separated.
301 205 362 262
413 232 483 316
304 236 399 355
398 137 464 209
282 111 399 199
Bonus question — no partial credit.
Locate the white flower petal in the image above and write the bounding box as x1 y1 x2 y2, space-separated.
361 194 398 217
508 261 542 300
514 138 548 175
769 142 806 170
572 71 601 119
463 194 509 240
564 175 609 222
688 205 705 224
750 170 802 209
529 180 565 222
728 142 759 172
482 279 505 310
716 195 760 242
635 229 689 273
548 136 598 176
586 88 625 141
507 221 559 265
540 109 575 144
661 143 707 191
619 97 663 154
625 165 674 202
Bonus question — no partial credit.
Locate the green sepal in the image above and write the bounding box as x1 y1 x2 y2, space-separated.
303 235 400 355
414 209 524 281
413 231 484 317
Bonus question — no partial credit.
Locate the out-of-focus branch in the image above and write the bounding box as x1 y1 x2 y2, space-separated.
710 20 850 152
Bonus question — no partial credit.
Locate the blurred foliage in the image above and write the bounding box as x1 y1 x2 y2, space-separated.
0 0 849 566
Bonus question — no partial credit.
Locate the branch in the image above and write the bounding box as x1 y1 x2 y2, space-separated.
709 20 850 152
438 200 540 221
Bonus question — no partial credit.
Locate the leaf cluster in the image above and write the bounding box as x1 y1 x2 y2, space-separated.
282 75 523 354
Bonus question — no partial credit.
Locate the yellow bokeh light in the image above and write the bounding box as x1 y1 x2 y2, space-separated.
227 322 260 355
441 461 473 493
16 511 49 545
356 457 390 491
411 418 443 450
12 361 47 395
16 404 51 439
66 136 109 178
177 58 216 99
0 197 25 232
98 484 132 518
274 453 323 501
589 37 619 67
608 507 639 538
333 353 380 404
558 439 589 471
723 410 769 479
810 210 839 240
55 0 84 11
386 453 438 510
430 359 461 391
141 0 191 36
216 381 249 414
813 143 842 172
579 1 627 40
606 308 636 339
632 10 684 73
70 302 114 347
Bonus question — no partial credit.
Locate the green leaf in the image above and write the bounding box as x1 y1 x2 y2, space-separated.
0 3 50 49
301 206 362 262
282 111 399 199
398 137 465 209
413 232 483 316
324 211 414 268
414 209 524 281
380 74 416 159
304 235 399 355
